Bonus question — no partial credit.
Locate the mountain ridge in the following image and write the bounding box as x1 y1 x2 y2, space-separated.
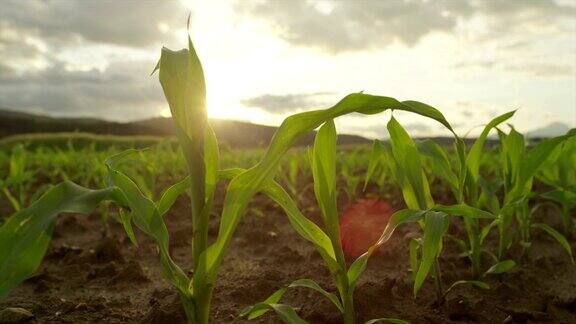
1 108 572 148
0 109 369 147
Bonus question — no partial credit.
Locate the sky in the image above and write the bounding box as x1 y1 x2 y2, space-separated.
1 0 575 138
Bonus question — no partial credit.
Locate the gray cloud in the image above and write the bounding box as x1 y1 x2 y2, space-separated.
237 0 575 52
0 0 184 49
0 62 14 76
241 92 333 113
0 59 164 120
0 0 187 120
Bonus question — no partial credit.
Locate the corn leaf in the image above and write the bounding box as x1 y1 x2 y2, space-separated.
500 126 525 189
443 280 489 298
540 189 576 210
418 139 459 192
107 168 190 295
218 168 338 271
409 239 421 282
157 176 190 217
485 260 516 275
119 208 138 246
289 279 344 313
156 41 207 271
156 39 206 164
253 304 308 324
508 134 575 202
387 117 434 210
240 287 287 319
431 204 494 219
479 219 499 245
310 120 347 283
312 121 339 240
365 318 410 324
532 223 574 264
467 111 515 183
0 181 121 299
364 139 385 191
241 278 342 322
414 211 448 296
347 209 426 288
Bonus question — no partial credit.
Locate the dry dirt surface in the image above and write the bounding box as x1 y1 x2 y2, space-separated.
1 183 575 324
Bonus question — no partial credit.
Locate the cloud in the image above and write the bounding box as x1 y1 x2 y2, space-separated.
453 60 575 78
503 63 575 78
0 59 164 120
237 0 575 52
0 0 184 49
241 92 333 113
404 123 432 134
0 0 189 121
0 62 14 76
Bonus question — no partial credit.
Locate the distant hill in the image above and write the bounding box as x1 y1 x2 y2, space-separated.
0 109 369 147
3 108 569 148
526 122 573 138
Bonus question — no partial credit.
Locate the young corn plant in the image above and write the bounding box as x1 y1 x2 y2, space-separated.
411 111 518 278
240 121 412 324
0 36 217 323
1 145 31 212
340 151 364 203
199 93 481 322
536 135 576 236
496 127 575 262
365 117 496 304
242 112 493 322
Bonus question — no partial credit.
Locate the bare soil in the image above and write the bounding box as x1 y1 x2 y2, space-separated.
1 182 575 323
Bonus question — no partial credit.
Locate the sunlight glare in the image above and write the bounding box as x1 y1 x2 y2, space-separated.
160 107 171 118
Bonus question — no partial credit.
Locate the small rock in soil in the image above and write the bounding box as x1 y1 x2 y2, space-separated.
0 307 34 323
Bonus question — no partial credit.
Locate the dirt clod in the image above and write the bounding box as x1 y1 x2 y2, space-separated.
0 307 34 323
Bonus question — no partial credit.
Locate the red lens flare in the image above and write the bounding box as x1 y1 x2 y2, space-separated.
340 198 393 258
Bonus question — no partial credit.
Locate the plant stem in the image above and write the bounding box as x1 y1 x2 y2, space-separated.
470 241 481 279
194 288 212 324
433 259 443 305
464 217 481 278
342 291 355 324
180 293 196 324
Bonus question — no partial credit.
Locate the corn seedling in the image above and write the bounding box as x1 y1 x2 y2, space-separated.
365 116 498 304
240 121 410 324
0 145 36 213
497 127 575 261
242 104 495 321
407 112 517 278
537 135 576 236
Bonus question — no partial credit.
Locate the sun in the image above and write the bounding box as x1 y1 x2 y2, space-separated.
160 106 172 118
